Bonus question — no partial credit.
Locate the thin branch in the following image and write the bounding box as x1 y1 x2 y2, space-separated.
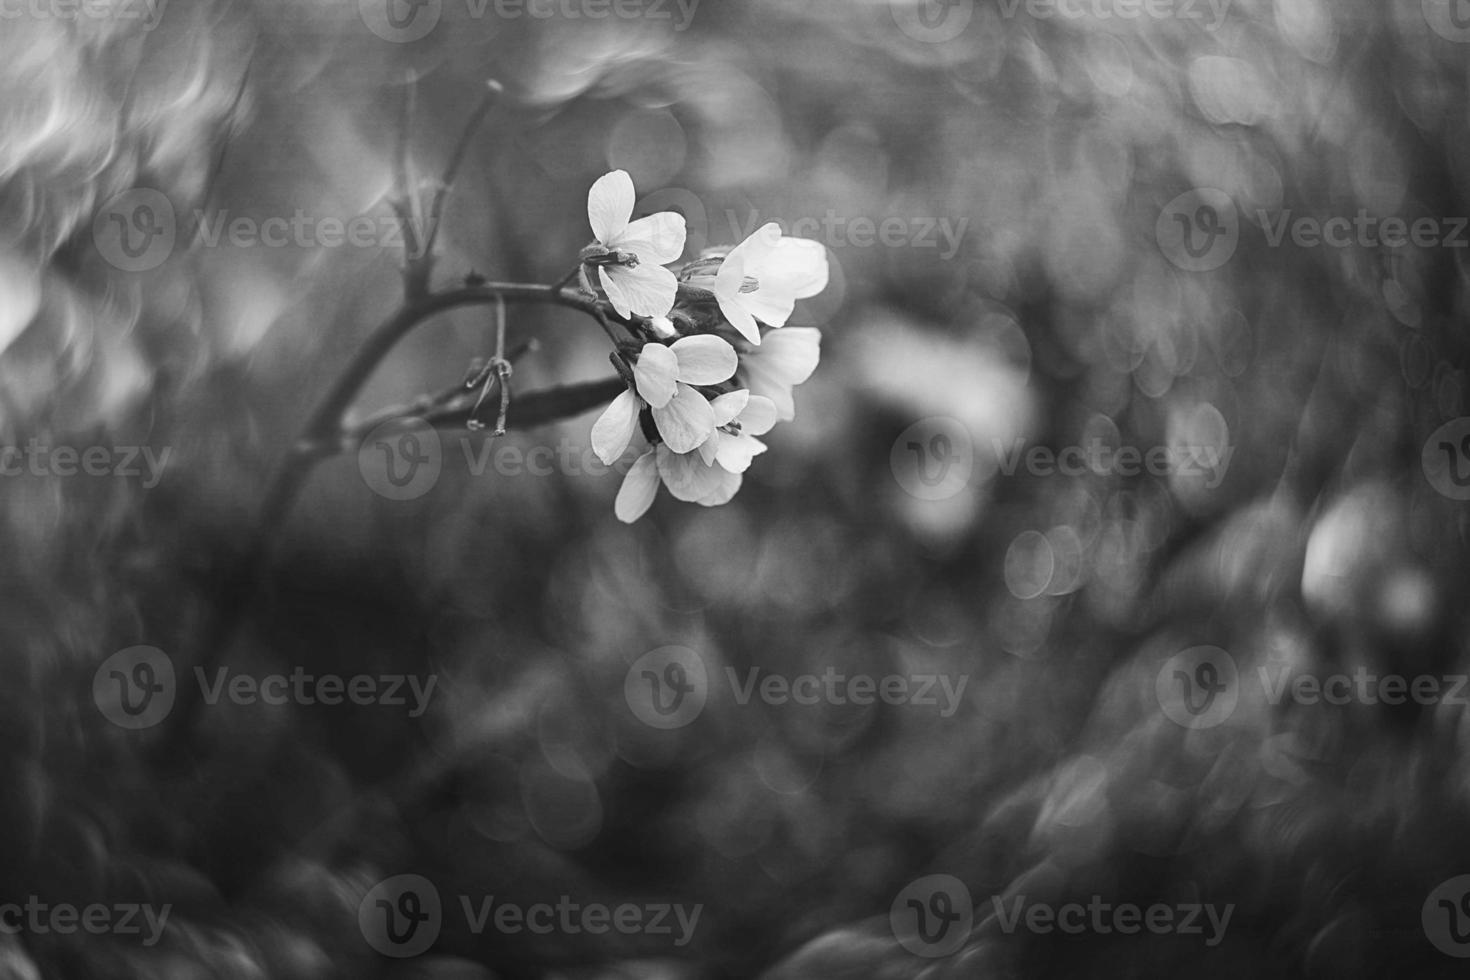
423 376 626 433
396 73 414 189
290 282 598 453
391 72 424 286
337 338 540 451
419 79 504 268
552 264 584 292
582 296 629 348
487 294 512 434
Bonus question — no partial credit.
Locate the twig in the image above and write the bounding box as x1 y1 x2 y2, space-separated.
580 294 630 348
491 295 511 433
423 376 625 433
552 265 584 292
418 79 504 270
338 339 539 451
465 294 512 433
292 283 597 456
391 72 424 284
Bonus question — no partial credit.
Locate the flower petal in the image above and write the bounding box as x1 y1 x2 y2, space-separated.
728 240 822 328
710 244 748 295
733 248 828 329
714 433 767 474
755 327 822 385
670 334 738 385
738 294 796 331
619 212 687 265
715 222 782 293
696 468 743 507
773 237 830 299
656 444 729 502
596 267 627 319
744 374 796 422
590 388 640 465
740 328 821 422
587 170 634 244
697 430 720 466
600 263 677 320
739 394 779 436
614 451 660 523
634 343 679 408
651 384 716 454
709 389 750 427
713 290 761 345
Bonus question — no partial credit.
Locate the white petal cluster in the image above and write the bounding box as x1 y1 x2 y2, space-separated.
581 174 829 522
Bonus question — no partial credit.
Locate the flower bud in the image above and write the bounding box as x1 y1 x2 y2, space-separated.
676 250 728 282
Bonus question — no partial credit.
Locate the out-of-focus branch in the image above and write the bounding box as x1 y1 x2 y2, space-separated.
154 280 621 766
417 79 504 281
390 72 423 278
151 73 620 764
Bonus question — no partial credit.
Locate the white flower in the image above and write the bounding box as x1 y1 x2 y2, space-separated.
614 444 745 523
590 335 738 461
696 389 778 473
699 222 829 344
611 390 776 523
587 170 686 319
738 326 821 422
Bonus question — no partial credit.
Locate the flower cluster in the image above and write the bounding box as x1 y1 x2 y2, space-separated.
581 171 828 522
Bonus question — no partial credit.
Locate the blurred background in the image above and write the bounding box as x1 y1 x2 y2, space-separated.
1 0 1469 976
